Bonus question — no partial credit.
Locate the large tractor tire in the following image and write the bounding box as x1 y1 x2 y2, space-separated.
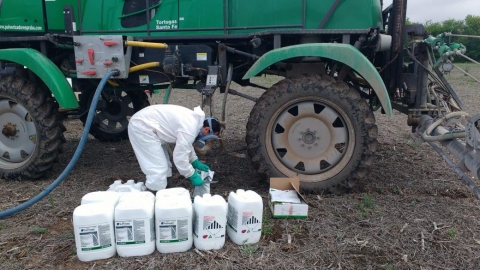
246 74 378 193
0 74 65 180
79 88 149 142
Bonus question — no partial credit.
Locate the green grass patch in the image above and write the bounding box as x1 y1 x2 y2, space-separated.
31 226 48 235
448 228 457 238
358 194 375 219
402 132 411 140
292 225 303 234
61 231 75 239
393 186 403 195
48 197 56 208
240 243 259 254
262 213 274 235
410 142 421 150
411 199 417 206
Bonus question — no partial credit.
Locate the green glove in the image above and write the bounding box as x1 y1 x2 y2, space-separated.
191 159 210 172
188 172 204 186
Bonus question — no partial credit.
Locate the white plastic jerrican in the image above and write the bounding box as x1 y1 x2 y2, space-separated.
156 187 191 203
155 195 193 253
192 170 214 199
117 181 141 192
115 200 156 257
119 191 155 204
114 180 123 185
227 189 263 245
126 179 135 186
81 191 121 206
134 182 147 191
108 180 123 191
73 202 116 262
193 194 227 250
107 180 145 192
192 183 210 199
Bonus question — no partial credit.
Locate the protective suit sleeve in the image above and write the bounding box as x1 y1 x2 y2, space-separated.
173 131 196 178
188 144 198 164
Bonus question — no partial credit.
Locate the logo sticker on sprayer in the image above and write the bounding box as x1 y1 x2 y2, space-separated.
79 224 112 251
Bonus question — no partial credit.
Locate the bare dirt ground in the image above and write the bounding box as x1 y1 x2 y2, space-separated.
1 64 480 270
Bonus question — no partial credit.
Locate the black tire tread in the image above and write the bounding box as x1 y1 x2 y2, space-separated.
0 74 65 180
79 89 150 142
245 74 378 193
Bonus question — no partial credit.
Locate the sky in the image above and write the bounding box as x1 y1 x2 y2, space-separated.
382 0 480 23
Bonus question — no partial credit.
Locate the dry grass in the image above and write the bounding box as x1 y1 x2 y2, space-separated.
1 64 480 269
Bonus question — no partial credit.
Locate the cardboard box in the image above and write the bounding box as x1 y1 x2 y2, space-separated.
268 177 308 219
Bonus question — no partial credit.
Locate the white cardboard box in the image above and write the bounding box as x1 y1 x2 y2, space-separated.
268 177 308 219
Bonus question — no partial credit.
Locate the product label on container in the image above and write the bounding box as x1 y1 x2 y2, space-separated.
193 211 199 237
158 217 189 243
193 212 225 239
115 219 147 245
242 211 261 233
227 206 261 234
79 223 112 251
150 217 155 242
202 215 224 239
227 205 239 232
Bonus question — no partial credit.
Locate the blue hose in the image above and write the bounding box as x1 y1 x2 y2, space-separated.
0 70 118 219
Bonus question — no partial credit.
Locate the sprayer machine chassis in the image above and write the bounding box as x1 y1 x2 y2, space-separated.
1 0 480 197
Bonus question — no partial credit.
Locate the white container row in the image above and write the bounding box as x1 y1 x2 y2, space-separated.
107 179 147 192
73 188 263 262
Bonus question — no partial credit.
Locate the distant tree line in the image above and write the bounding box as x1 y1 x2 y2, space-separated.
408 15 480 61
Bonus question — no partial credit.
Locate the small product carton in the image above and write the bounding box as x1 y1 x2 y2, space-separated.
268 177 308 219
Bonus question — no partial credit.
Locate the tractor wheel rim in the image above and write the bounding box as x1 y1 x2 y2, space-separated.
0 99 37 165
268 98 354 177
94 93 135 133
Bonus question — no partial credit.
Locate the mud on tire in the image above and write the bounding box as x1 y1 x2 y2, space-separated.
246 74 378 193
0 74 65 180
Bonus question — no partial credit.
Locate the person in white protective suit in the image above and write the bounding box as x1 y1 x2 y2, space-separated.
128 104 220 191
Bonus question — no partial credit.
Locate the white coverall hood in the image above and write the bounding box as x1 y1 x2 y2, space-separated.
128 105 205 191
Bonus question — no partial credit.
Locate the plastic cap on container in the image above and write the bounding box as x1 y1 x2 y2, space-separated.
119 191 155 203
81 191 121 205
156 187 191 201
126 179 135 185
133 183 141 189
108 180 123 191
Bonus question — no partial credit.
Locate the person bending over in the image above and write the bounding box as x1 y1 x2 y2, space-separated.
128 104 220 191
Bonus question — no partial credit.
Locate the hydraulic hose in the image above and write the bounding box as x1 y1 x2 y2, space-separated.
125 41 168 49
108 62 161 86
421 111 470 142
129 62 160 73
0 70 119 219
